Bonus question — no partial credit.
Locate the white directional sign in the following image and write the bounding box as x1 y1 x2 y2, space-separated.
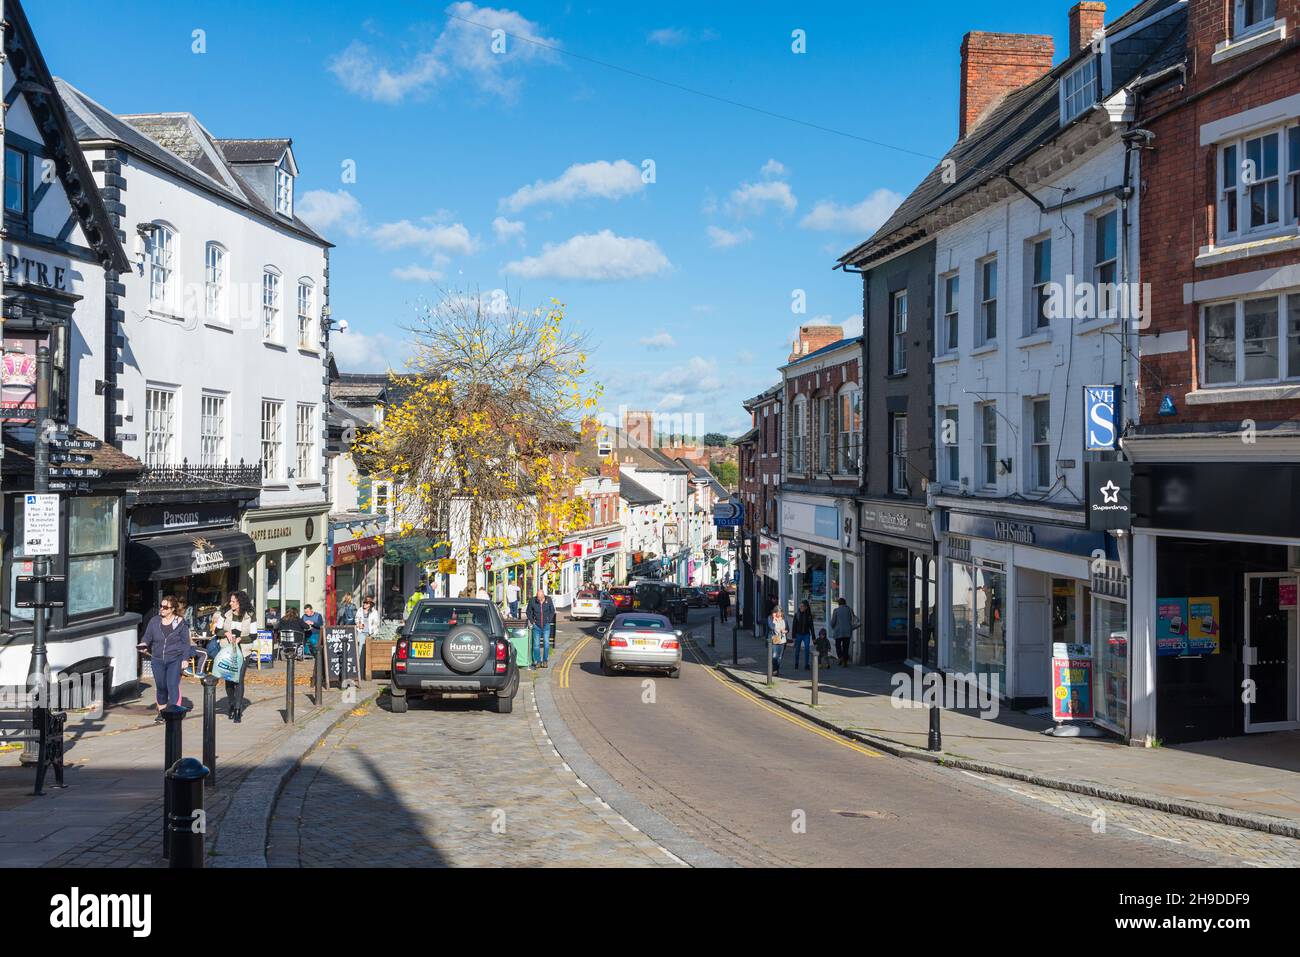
24 493 60 556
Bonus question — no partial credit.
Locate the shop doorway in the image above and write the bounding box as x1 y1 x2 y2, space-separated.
1244 573 1300 733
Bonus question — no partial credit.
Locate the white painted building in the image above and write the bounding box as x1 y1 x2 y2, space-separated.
58 81 333 631
855 0 1186 710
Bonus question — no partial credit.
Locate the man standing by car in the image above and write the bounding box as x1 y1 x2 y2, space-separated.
830 597 859 667
526 588 555 669
718 585 731 623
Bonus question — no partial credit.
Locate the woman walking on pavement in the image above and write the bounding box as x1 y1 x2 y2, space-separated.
211 590 259 723
768 607 788 676
792 600 814 670
356 595 381 672
139 595 200 719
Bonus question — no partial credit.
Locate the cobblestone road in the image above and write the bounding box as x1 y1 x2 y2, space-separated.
267 681 682 867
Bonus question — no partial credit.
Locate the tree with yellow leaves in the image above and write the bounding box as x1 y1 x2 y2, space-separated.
354 290 603 594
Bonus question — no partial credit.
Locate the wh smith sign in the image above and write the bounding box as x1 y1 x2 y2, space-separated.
1084 385 1118 451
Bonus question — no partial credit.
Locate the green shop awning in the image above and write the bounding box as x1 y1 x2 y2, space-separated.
384 536 448 565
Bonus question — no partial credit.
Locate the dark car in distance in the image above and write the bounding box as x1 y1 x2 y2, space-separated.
680 587 709 609
632 581 689 625
389 599 520 714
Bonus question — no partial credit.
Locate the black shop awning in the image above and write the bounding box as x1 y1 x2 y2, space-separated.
127 528 258 582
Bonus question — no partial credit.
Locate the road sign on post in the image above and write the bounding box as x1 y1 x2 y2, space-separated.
24 494 59 555
712 501 744 527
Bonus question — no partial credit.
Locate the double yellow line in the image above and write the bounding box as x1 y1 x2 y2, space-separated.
556 634 594 689
686 640 882 758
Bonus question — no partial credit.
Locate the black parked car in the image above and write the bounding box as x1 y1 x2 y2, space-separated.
680 587 709 609
389 599 520 714
632 581 689 625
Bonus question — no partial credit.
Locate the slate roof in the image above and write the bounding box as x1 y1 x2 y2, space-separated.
618 472 661 506
330 373 389 407
56 79 330 248
215 138 292 164
839 0 1186 267
743 383 782 410
605 427 691 473
2 427 142 478
734 426 760 446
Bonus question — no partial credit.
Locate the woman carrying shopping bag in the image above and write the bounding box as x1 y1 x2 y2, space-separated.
139 595 202 719
210 590 259 723
768 607 789 676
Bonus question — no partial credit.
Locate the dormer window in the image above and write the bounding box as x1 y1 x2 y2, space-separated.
1060 58 1098 124
276 158 294 217
1235 0 1277 39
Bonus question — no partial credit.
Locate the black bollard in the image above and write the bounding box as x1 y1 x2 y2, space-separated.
200 676 218 789
928 701 942 752
284 652 296 724
160 705 185 856
811 641 819 707
710 618 715 648
166 757 210 868
732 625 738 665
313 647 325 705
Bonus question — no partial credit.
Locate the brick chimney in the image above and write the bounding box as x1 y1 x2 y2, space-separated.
789 324 844 362
624 409 654 447
1069 2 1107 55
959 31 1055 138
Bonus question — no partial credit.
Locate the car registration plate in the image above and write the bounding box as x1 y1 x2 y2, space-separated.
412 641 435 658
633 638 656 647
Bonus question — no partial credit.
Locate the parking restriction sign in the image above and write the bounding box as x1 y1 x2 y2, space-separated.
24 494 60 556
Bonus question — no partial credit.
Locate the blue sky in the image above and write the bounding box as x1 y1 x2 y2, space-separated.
34 0 1143 436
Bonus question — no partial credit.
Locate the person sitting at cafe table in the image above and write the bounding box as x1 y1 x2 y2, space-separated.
301 603 324 657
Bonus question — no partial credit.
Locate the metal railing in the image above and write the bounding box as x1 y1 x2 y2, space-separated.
138 459 263 490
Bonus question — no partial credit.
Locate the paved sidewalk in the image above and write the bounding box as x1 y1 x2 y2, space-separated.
0 666 373 867
688 615 1300 838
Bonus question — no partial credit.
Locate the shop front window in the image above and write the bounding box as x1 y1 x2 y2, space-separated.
1052 578 1078 645
67 497 120 619
948 562 974 673
974 566 1007 690
1092 596 1129 733
910 554 938 666
6 497 34 624
887 548 909 651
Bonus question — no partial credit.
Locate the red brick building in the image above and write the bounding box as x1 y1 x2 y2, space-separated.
737 383 782 622
778 330 864 639
1127 0 1300 743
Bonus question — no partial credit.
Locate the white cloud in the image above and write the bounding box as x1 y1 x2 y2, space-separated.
504 230 670 281
296 189 365 236
841 314 864 336
332 328 401 372
327 3 559 103
639 331 676 350
391 264 445 283
726 179 797 217
492 216 526 244
647 28 688 47
707 225 752 248
646 27 717 47
654 356 723 394
502 160 644 211
327 42 446 104
658 393 687 411
800 188 904 233
760 159 787 179
371 220 478 256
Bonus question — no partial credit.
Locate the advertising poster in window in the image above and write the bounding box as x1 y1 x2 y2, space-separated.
1281 581 1297 611
1187 597 1221 656
1051 643 1094 722
1156 597 1188 656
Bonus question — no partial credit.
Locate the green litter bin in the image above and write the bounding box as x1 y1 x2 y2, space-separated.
506 619 532 668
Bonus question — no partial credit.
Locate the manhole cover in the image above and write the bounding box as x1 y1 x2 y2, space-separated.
832 809 896 820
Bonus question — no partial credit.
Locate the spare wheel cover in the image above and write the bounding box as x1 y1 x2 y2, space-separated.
442 624 492 673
